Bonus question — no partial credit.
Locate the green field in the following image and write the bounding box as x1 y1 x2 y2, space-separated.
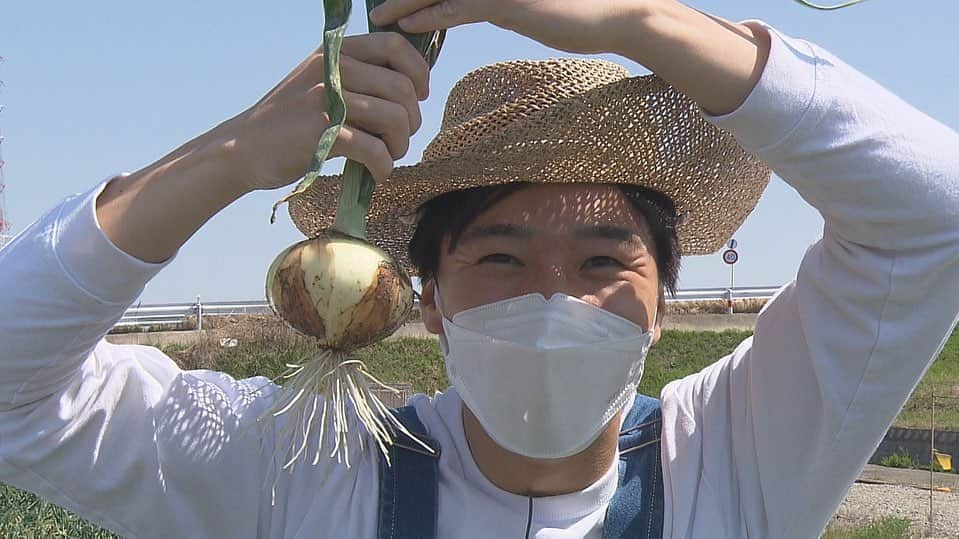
2 328 956 537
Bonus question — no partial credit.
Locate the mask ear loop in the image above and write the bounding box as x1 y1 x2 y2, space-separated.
433 283 447 320
432 283 452 356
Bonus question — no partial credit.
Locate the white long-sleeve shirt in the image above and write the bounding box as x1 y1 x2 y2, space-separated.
2 20 958 538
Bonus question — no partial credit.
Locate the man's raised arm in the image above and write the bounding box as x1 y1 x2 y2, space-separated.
0 32 431 537
369 0 959 535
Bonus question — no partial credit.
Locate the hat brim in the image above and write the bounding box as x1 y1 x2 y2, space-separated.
289 75 771 272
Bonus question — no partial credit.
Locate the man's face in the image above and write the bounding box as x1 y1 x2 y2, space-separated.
422 184 663 343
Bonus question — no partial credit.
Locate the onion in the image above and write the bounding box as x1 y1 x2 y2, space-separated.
260 231 424 473
265 230 414 351
260 0 444 475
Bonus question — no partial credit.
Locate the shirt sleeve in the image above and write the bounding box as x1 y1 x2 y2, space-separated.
660 21 959 538
0 179 378 538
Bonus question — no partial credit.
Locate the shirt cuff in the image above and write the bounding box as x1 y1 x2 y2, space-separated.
54 175 175 305
699 19 818 154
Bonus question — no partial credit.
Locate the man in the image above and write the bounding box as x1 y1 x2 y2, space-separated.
1 1 958 538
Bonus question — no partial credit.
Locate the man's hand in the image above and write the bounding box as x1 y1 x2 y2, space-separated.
97 32 430 263
371 0 769 118
369 0 645 55
228 33 431 191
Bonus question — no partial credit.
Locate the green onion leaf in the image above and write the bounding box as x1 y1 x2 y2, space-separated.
270 0 352 224
273 0 445 238
330 1 445 239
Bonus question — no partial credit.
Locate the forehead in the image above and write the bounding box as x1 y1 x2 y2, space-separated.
469 183 649 232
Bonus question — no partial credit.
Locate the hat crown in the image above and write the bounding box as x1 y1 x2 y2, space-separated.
424 58 631 160
288 57 773 268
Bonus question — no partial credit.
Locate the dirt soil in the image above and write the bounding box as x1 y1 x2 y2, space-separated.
831 465 959 538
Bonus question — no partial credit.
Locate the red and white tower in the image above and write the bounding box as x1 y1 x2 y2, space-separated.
0 55 9 249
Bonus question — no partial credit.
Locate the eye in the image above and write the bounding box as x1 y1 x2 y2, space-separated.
478 253 524 266
582 256 624 270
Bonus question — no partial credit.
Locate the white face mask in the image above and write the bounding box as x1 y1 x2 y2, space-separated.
435 289 656 459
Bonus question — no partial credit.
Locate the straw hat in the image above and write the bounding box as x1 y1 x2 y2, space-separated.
289 58 771 270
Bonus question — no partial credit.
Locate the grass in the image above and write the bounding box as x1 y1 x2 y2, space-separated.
890 327 959 429
3 322 958 537
822 516 912 539
640 329 751 397
164 318 451 395
0 484 119 538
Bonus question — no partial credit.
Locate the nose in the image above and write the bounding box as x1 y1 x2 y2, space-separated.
525 263 577 299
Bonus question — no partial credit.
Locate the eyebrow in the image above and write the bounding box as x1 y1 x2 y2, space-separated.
459 223 533 244
459 223 644 247
572 225 641 244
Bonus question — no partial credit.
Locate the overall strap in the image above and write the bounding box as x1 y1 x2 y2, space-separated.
377 406 442 539
603 394 665 539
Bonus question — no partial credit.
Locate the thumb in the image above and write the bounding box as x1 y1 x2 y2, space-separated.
396 0 480 33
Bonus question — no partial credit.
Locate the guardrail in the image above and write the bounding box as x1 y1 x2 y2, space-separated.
116 298 273 331
667 286 781 303
116 286 783 331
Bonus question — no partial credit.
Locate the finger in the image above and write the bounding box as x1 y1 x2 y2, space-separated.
341 34 431 100
342 90 412 160
395 1 480 34
340 55 423 135
331 126 394 182
368 0 436 26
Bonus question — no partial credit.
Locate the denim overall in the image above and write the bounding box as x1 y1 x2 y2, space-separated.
376 395 664 538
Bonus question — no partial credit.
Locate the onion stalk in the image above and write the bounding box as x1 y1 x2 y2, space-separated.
262 0 444 472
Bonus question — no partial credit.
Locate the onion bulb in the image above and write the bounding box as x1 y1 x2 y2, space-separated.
265 230 414 350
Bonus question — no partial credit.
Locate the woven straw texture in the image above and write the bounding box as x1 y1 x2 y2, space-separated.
289 58 771 272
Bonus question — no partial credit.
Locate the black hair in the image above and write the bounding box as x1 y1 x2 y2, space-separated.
408 183 682 295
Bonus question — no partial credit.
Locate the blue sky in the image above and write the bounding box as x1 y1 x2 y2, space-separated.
3 0 958 303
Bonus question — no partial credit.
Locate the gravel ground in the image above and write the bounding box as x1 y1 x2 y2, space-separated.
830 483 959 538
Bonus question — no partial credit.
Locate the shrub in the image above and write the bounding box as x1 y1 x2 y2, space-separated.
880 447 915 469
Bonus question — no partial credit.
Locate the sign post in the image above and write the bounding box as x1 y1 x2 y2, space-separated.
722 239 739 314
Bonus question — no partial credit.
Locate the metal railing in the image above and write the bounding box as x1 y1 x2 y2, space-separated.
116 298 273 331
666 286 780 303
115 286 783 332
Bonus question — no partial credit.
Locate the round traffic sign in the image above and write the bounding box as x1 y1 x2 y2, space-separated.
722 249 739 265
727 239 738 250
